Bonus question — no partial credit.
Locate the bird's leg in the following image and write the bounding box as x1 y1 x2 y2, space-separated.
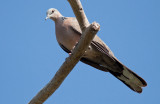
68 41 79 56
68 42 90 56
66 42 79 60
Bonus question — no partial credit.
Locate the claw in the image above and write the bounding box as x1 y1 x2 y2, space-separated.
69 53 72 55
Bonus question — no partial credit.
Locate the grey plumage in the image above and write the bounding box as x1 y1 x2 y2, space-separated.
46 8 147 93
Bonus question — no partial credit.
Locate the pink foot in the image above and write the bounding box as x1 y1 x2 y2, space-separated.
69 53 72 55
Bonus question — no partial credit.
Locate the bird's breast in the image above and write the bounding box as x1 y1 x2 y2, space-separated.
55 24 80 51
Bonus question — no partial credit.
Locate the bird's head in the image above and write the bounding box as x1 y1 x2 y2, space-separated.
45 8 62 21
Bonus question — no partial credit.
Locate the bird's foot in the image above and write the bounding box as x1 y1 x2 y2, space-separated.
68 42 79 56
68 53 72 55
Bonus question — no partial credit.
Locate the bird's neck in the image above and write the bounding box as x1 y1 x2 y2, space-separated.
54 16 66 24
53 12 63 21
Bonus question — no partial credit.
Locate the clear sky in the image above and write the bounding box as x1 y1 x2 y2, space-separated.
0 0 160 104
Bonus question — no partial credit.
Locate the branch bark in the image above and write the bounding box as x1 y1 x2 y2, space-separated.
28 0 100 104
68 0 90 31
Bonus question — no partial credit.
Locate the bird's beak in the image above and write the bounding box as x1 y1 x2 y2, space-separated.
45 16 49 20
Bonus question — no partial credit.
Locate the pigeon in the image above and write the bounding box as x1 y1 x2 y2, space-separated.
45 8 147 93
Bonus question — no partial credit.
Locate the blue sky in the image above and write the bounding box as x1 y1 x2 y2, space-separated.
0 0 160 104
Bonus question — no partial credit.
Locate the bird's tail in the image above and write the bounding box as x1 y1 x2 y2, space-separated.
108 62 147 93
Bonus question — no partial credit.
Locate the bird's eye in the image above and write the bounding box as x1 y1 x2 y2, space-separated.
51 10 54 14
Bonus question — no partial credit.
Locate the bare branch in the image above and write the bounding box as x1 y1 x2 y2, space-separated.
29 22 100 104
68 0 90 31
28 0 100 104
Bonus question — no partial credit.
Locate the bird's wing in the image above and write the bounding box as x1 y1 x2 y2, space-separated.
58 17 109 72
58 17 147 93
59 40 109 72
68 18 113 55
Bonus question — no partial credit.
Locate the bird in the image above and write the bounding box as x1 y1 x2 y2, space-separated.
45 8 147 93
